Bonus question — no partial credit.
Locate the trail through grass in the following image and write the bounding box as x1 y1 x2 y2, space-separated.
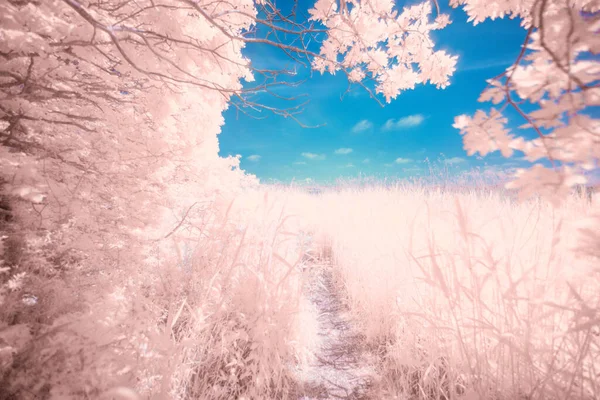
292 255 376 400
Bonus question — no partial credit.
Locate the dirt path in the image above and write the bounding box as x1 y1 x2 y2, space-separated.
292 260 377 400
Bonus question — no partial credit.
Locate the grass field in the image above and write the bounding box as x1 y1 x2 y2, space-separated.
270 177 599 400
1 178 598 400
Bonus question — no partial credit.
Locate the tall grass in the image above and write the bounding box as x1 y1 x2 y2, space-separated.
3 173 598 399
161 190 306 399
0 186 316 399
295 179 599 399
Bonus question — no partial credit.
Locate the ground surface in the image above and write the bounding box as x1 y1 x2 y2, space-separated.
292 259 377 400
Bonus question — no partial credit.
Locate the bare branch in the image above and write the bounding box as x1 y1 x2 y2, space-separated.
164 202 199 239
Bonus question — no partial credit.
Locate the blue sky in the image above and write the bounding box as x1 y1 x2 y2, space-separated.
218 1 598 186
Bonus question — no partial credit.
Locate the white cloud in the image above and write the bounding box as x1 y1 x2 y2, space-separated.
402 166 422 173
352 119 373 133
334 148 353 155
294 161 307 165
459 58 514 73
246 154 261 162
382 114 425 131
362 158 370 164
348 90 364 98
301 152 326 160
345 163 355 168
444 157 466 165
394 157 413 164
